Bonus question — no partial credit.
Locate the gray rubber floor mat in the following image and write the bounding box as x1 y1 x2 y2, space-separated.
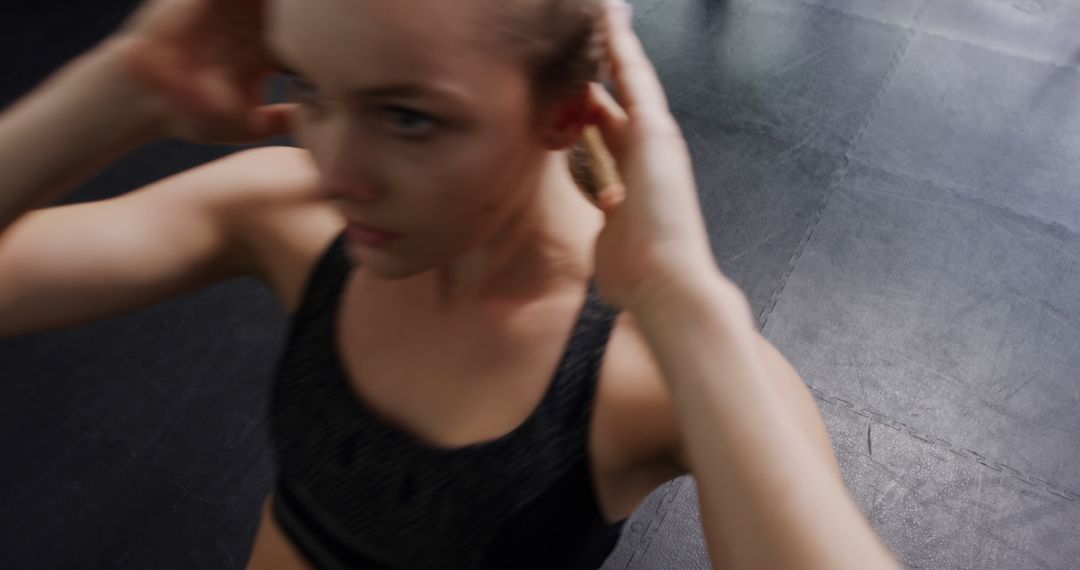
602 1 1079 568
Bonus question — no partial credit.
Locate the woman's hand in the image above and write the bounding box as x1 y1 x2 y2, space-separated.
102 0 295 144
587 0 732 313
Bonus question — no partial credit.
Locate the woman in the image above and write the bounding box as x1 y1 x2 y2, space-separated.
0 0 901 568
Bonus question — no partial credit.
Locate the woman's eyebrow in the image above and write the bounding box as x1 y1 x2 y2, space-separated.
269 53 297 76
268 42 306 76
350 83 468 106
269 52 469 107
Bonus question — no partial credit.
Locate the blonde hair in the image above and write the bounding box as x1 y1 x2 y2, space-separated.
485 0 605 99
483 0 608 202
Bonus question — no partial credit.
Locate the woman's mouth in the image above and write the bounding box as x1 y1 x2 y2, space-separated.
346 222 402 247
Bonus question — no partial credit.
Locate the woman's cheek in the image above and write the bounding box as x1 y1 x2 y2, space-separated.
433 146 503 210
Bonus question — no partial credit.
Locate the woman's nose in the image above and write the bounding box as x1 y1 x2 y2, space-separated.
323 178 380 203
320 127 382 202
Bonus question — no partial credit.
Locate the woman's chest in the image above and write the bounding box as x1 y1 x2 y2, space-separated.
330 277 680 524
265 217 683 525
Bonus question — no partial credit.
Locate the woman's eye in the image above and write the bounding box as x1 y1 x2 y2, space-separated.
284 76 325 110
280 75 437 137
383 107 438 139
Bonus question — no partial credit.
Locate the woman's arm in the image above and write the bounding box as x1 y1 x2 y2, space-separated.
0 39 163 233
628 269 900 570
583 2 901 565
0 0 297 236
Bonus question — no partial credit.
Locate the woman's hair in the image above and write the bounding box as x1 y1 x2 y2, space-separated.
483 0 608 202
487 0 606 99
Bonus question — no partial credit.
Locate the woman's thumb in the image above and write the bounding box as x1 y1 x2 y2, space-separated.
596 183 626 218
247 103 297 140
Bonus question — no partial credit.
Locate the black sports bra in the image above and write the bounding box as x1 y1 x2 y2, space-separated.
268 229 628 569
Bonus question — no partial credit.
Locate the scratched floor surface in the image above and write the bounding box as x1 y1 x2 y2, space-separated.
604 1 1080 569
1 0 1077 568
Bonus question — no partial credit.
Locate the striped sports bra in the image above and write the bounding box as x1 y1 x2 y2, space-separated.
269 229 628 569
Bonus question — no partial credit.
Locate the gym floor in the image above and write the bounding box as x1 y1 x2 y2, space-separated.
1 0 1077 568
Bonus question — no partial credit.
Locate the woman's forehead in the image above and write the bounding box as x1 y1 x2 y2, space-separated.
267 0 521 99
267 0 501 67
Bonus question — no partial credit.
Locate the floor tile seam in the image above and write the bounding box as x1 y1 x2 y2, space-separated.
754 159 847 330
755 2 923 330
847 0 926 157
669 106 856 326
786 0 921 30
915 27 1080 73
618 478 685 568
675 102 847 156
808 384 1080 503
751 123 864 329
795 0 1080 70
671 100 856 182
843 154 1080 240
789 0 1080 72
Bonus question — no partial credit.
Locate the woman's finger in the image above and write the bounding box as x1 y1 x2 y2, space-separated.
596 182 626 217
589 81 627 123
602 0 672 122
587 82 629 159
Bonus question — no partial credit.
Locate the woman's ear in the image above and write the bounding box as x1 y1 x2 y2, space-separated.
538 90 591 150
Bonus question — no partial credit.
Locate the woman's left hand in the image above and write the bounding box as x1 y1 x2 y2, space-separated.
587 0 729 313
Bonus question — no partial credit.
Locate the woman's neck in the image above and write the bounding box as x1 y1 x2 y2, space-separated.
427 150 605 312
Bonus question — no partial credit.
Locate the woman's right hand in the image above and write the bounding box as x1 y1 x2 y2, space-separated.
103 0 296 145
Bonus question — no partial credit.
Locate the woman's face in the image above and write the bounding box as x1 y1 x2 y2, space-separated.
267 0 559 279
